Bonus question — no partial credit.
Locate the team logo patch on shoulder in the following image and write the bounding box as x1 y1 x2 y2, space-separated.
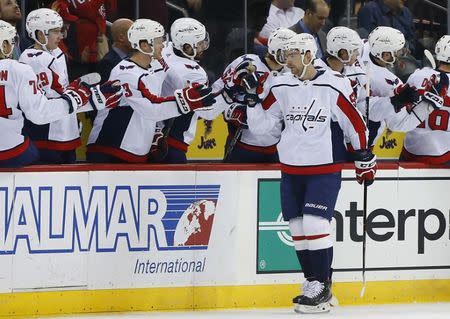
120 65 135 70
27 52 43 58
158 58 169 71
185 64 200 70
385 78 400 86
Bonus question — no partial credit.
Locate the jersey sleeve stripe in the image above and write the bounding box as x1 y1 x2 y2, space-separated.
50 70 65 94
261 91 276 110
137 77 176 104
336 93 367 149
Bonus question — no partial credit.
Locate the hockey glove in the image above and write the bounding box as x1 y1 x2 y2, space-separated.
148 127 168 163
61 77 92 112
242 71 269 107
174 83 216 114
353 149 377 186
390 84 417 113
223 103 248 129
88 80 124 111
222 60 257 104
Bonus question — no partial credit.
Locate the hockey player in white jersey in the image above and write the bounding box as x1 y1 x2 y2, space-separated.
158 17 213 163
213 27 296 162
87 19 216 163
19 8 80 164
400 35 450 164
0 20 120 168
315 26 444 154
246 33 376 313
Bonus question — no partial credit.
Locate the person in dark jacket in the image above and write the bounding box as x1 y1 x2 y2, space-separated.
96 18 133 83
289 0 329 59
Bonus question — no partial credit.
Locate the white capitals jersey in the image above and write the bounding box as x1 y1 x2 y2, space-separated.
315 58 424 147
160 43 209 148
87 58 182 162
212 54 284 148
247 69 368 174
19 48 80 150
0 59 73 159
402 67 450 163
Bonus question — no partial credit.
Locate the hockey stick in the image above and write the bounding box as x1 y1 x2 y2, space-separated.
223 125 243 162
424 49 436 69
360 62 371 298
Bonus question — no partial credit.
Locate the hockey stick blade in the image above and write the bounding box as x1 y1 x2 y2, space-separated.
79 72 101 86
424 49 436 69
360 284 366 298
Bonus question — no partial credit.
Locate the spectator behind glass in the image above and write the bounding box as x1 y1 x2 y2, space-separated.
357 0 421 58
117 0 168 29
96 18 133 83
51 0 79 63
260 0 305 39
0 0 22 59
289 0 329 59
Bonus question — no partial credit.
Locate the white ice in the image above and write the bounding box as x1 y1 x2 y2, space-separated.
37 303 450 319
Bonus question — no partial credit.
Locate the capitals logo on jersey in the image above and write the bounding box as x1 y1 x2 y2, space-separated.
285 99 327 132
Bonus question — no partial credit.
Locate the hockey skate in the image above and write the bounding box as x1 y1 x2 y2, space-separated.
294 280 332 314
294 280 338 309
292 279 312 305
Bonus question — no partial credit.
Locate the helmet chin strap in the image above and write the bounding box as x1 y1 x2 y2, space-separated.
380 51 396 66
298 54 312 79
336 49 352 64
181 45 197 60
274 50 286 66
136 39 158 59
36 31 56 52
1 40 14 58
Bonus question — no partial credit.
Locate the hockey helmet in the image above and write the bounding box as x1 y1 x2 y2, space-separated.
26 8 63 48
0 20 16 58
326 26 362 64
435 35 450 63
170 17 209 60
284 33 318 59
128 19 165 57
267 28 296 65
368 26 405 65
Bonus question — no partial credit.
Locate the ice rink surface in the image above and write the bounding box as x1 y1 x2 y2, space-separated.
38 303 450 319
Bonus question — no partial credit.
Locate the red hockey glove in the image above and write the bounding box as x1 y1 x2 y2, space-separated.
392 72 448 113
61 77 92 112
174 83 216 114
223 103 248 128
354 149 377 186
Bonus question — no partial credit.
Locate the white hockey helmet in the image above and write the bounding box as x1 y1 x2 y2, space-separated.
0 20 16 58
326 26 362 64
435 35 450 63
128 19 165 57
284 33 318 58
284 33 317 78
170 17 209 60
368 26 405 65
267 28 296 65
26 8 63 49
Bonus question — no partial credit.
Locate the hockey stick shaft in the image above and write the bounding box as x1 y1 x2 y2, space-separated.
223 126 243 162
360 63 371 298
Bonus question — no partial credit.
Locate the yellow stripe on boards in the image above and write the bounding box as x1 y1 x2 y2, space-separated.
1 280 450 317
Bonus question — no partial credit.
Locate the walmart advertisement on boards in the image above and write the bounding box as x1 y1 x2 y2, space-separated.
0 167 449 293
